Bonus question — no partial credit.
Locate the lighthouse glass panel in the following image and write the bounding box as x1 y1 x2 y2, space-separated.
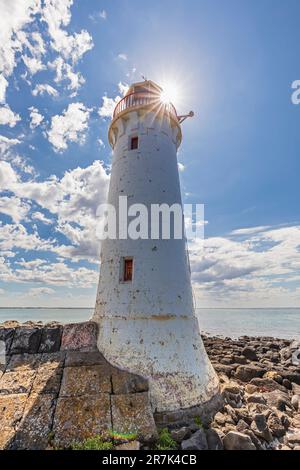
130 136 138 150
123 258 133 282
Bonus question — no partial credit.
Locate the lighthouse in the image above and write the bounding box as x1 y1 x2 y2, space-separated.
93 80 219 413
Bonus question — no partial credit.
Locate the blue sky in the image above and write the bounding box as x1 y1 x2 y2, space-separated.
0 0 300 308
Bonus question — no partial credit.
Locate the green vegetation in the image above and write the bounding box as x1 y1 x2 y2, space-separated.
110 431 138 442
154 428 177 450
194 416 203 428
71 435 114 450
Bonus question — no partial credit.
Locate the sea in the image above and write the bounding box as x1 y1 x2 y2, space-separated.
0 307 299 340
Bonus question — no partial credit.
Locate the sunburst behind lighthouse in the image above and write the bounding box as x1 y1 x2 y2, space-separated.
93 80 219 413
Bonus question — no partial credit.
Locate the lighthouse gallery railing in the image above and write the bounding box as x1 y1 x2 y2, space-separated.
113 92 178 121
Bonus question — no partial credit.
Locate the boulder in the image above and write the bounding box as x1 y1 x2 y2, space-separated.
267 413 286 438
222 431 256 450
291 395 300 411
170 427 191 443
235 365 266 382
236 419 249 432
249 378 286 393
250 414 272 442
264 390 291 411
246 394 267 405
181 429 208 450
286 432 300 445
242 347 258 361
205 428 223 450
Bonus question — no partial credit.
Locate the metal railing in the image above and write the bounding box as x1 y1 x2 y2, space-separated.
113 91 178 121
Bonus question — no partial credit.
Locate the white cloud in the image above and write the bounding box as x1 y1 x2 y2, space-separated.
0 0 41 78
0 160 19 186
22 55 45 75
98 95 121 118
0 74 8 103
190 224 300 307
49 57 85 94
32 211 53 224
117 53 127 61
89 9 107 22
1 160 109 262
0 196 30 223
28 106 44 129
118 82 129 96
0 135 21 156
28 287 55 296
178 162 185 172
0 105 21 127
32 83 58 97
47 102 91 151
42 0 94 63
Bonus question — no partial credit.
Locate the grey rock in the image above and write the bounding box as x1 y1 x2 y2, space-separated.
38 326 62 353
181 429 208 450
242 347 258 361
170 427 191 443
247 394 267 404
250 414 272 442
264 390 291 411
267 413 286 438
235 365 266 382
236 419 249 432
223 431 256 450
10 327 42 355
291 394 300 410
205 428 223 450
249 377 286 393
0 328 15 355
282 378 292 390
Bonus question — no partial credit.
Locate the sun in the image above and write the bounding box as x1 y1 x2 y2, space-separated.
160 82 180 106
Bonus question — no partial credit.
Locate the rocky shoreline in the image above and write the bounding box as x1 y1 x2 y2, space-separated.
1 321 300 450
199 334 300 450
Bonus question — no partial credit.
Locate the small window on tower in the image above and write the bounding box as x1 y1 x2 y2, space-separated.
130 136 138 150
123 258 133 282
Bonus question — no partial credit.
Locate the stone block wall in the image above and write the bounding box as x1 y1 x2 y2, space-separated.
0 321 157 450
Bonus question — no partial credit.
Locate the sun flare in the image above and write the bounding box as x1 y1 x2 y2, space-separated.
160 82 180 106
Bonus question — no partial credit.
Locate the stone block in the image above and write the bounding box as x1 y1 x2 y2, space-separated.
6 353 41 372
0 327 15 355
0 369 36 395
111 392 158 442
65 350 107 368
0 393 28 449
31 366 63 396
10 327 42 355
60 364 112 397
53 394 112 448
111 369 148 394
38 326 62 353
39 351 66 367
61 322 98 351
11 393 57 450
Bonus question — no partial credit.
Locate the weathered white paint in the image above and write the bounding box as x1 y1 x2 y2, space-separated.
93 81 219 412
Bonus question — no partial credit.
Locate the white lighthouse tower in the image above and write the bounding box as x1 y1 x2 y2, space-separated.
93 80 219 413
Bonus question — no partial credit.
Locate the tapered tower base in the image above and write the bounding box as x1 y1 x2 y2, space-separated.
93 312 219 413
